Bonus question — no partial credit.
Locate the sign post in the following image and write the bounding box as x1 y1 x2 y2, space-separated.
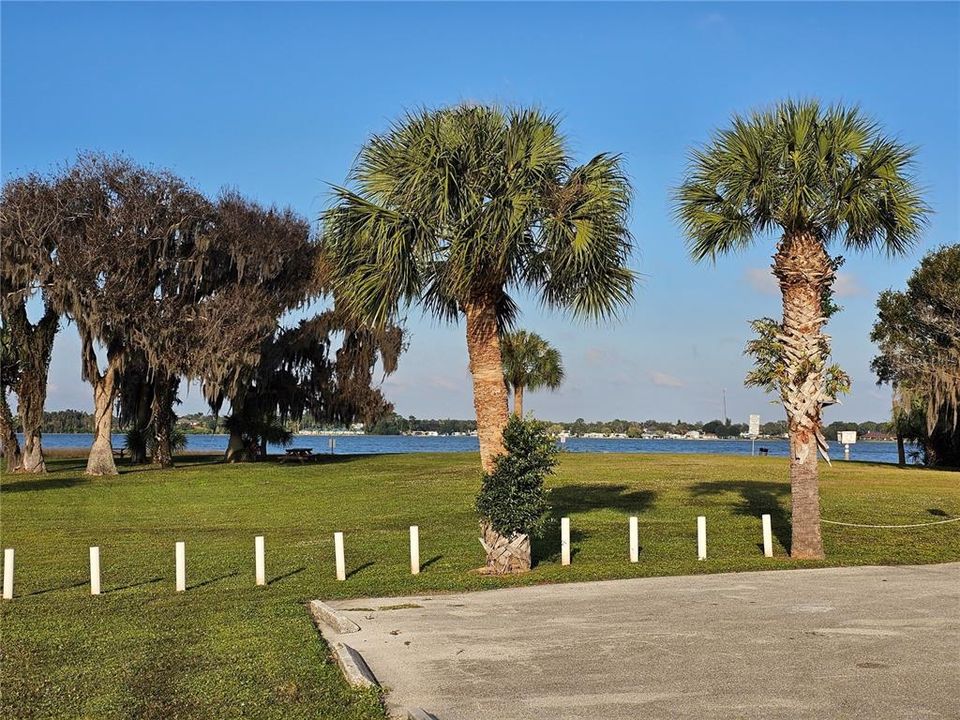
749 414 760 456
837 431 857 461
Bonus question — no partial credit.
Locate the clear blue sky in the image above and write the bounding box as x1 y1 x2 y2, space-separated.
3 2 958 424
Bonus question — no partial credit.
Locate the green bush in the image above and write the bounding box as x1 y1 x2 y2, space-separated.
476 415 558 537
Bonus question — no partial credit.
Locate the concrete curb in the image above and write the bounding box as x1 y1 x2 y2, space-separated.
308 599 360 634
332 642 379 689
307 601 437 718
405 708 439 720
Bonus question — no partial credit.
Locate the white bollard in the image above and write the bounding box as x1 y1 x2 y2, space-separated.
334 532 346 581
409 526 420 575
629 516 639 563
90 546 101 595
255 536 265 586
175 541 186 592
761 514 773 558
2 548 13 600
561 517 571 566
697 516 707 560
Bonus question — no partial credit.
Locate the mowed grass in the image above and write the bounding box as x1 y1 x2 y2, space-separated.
1 451 958 719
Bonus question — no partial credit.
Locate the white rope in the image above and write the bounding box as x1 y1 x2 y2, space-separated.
821 517 960 529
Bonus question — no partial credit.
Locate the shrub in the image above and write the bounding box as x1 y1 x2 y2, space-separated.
476 415 558 537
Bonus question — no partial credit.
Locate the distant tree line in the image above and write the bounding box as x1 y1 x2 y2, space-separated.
361 413 896 439
7 409 100 434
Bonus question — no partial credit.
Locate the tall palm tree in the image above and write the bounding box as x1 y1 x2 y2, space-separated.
676 100 927 559
501 330 564 416
324 105 633 571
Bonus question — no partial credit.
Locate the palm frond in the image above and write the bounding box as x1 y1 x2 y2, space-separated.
322 104 635 327
675 99 929 258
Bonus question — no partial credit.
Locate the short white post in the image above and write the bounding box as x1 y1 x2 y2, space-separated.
629 516 639 563
844 443 850 461
175 541 186 592
254 536 265 586
761 514 773 558
89 546 101 595
697 516 707 560
409 525 420 575
334 531 346 581
2 548 13 600
561 517 571 566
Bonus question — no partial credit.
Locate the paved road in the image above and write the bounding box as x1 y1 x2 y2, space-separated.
327 564 960 719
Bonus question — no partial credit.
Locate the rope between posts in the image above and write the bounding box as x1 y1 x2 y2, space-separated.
821 517 960 529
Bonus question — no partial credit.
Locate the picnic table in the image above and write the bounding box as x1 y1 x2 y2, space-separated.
112 448 126 459
283 447 315 463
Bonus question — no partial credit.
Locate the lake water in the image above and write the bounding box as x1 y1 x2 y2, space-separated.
30 433 903 464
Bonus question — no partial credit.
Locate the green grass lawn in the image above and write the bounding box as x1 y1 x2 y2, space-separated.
2 451 958 719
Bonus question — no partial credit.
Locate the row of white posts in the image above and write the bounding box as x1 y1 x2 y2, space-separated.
2 516 775 599
560 514 774 565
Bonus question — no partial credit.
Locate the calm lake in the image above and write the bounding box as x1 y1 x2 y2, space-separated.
30 433 904 464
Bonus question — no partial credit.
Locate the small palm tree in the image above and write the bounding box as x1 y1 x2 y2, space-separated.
501 330 564 416
324 105 633 572
676 100 927 559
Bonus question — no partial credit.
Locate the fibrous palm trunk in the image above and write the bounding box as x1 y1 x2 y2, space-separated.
464 294 508 473
773 232 833 560
465 293 530 573
513 385 524 417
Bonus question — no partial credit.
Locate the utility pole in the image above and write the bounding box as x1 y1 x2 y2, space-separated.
722 388 728 424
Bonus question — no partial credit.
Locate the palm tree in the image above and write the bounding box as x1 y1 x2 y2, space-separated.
501 330 564 416
324 105 633 571
676 100 927 559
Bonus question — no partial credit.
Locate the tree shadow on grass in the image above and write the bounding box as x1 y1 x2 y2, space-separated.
262 453 373 467
346 561 374 579
421 555 442 571
0 476 91 493
187 570 238 590
533 484 657 565
267 566 306 585
25 580 88 596
689 480 791 553
106 577 164 594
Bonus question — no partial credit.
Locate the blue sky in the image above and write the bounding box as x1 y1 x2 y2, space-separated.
3 2 958 423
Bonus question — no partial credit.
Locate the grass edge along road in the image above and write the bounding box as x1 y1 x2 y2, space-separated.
2 451 958 719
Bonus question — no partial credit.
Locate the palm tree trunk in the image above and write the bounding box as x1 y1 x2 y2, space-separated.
513 386 524 417
897 432 906 467
463 294 508 473
773 231 834 560
464 293 529 573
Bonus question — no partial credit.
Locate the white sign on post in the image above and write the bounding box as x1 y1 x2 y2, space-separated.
749 414 760 437
838 430 857 461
